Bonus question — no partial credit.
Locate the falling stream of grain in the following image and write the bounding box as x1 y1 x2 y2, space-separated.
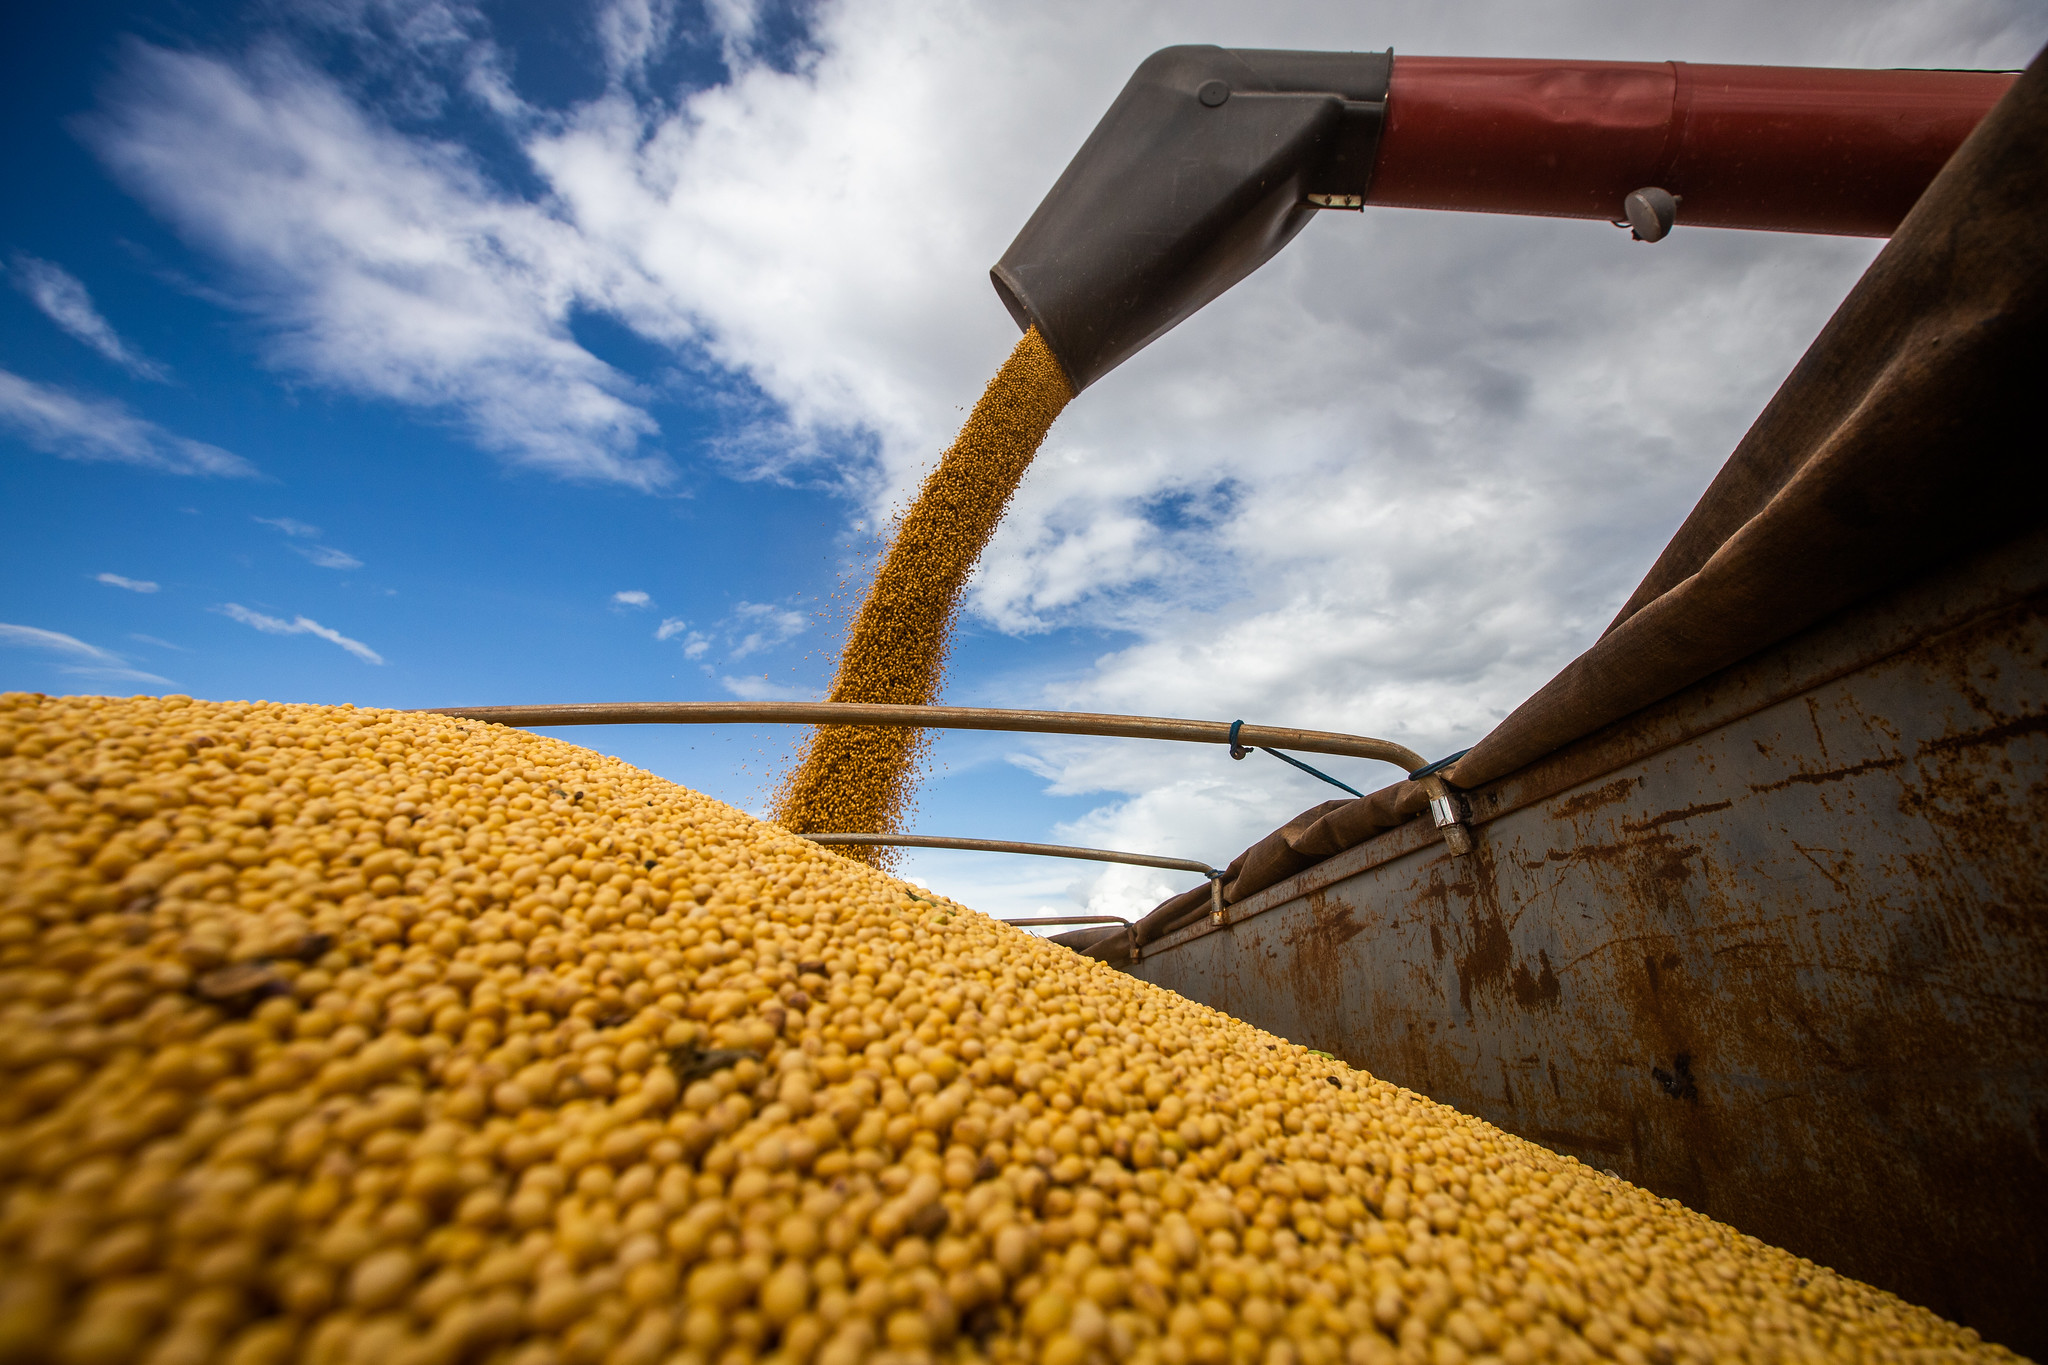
773 328 1073 857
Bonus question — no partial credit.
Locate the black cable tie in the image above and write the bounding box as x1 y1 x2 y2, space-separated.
1259 747 1365 798
1228 719 1250 760
1407 747 1473 780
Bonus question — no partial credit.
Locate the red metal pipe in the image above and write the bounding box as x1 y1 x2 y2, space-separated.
1370 58 2016 236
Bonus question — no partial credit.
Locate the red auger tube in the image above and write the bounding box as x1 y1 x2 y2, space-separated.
1369 59 2016 236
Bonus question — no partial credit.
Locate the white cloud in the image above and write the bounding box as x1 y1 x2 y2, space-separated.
614 589 652 606
255 516 362 569
0 623 173 686
656 615 714 656
129 633 187 651
0 369 256 476
293 543 364 570
0 623 123 663
96 572 160 593
218 602 385 663
727 600 808 658
9 255 169 381
57 666 177 686
720 672 810 701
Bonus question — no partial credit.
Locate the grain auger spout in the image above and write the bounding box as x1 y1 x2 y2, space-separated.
993 45 2014 392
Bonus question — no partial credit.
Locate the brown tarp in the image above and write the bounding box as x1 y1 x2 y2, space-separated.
1121 45 2048 949
1049 924 1125 953
1131 780 1429 948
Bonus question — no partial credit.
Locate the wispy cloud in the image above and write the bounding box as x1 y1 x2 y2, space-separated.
60 666 179 685
0 622 122 663
657 616 710 657
613 589 651 607
96 572 160 593
720 673 810 701
218 603 384 663
128 633 187 651
0 369 256 476
9 254 169 381
254 516 362 569
293 543 363 569
728 600 807 659
0 622 173 685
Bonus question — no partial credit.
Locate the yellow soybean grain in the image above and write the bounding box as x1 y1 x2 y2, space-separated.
774 328 1073 860
0 691 2019 1365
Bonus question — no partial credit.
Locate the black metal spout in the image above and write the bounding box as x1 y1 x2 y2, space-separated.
992 46 1390 392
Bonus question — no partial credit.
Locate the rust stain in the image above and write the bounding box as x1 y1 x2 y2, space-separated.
1625 798 1734 831
1274 888 1377 1043
1652 1054 1701 1102
1549 776 1639 819
1920 710 2048 756
1511 950 1562 1008
1642 951 1683 997
1455 908 1512 1015
1749 753 1905 792
1543 833 1702 908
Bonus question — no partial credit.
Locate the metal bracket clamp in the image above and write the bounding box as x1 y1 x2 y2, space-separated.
1418 775 1476 858
1209 870 1228 925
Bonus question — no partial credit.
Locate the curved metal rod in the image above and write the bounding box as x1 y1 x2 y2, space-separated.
424 701 1427 771
804 832 1216 876
1001 915 1133 928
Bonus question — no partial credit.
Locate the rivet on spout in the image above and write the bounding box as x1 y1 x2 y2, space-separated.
1197 79 1231 107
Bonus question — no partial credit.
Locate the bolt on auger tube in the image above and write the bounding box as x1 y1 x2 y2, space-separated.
994 46 2014 391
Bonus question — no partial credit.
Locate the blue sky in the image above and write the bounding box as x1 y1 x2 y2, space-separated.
5 0 2042 919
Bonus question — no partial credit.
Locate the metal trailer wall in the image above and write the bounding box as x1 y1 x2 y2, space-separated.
1129 524 2048 1357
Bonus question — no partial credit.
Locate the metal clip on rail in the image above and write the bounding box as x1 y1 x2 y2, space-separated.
1410 747 1476 858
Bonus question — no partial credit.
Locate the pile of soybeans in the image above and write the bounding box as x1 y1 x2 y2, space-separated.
774 328 1073 857
0 692 2014 1365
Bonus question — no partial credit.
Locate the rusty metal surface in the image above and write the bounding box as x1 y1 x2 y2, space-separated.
1132 529 2048 1357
